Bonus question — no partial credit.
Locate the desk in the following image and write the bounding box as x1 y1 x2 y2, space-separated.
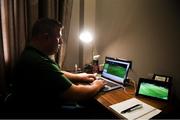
95 86 170 119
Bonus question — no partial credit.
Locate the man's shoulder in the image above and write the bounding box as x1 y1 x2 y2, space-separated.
16 47 51 67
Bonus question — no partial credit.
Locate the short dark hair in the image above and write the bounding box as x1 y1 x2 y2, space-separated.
31 18 62 38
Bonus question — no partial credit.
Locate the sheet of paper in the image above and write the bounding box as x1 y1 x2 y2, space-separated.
136 109 161 120
109 98 161 120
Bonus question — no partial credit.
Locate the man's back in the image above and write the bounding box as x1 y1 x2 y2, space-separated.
10 46 72 113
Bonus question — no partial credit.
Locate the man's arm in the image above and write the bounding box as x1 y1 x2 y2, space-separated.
62 71 96 82
61 79 105 101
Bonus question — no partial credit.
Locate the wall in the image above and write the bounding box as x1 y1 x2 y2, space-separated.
95 0 180 99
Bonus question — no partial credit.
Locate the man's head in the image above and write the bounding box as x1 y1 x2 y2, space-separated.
31 18 63 55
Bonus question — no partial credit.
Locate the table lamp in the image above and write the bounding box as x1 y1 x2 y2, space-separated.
79 30 100 73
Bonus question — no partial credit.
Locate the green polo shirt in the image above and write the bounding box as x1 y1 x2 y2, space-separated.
12 46 72 111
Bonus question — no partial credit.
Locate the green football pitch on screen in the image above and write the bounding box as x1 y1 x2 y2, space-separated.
104 64 126 78
139 82 168 100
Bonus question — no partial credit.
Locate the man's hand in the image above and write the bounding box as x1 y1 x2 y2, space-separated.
91 79 106 89
78 73 96 82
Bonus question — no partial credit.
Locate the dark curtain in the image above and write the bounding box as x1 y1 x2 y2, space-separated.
0 0 32 95
59 0 73 68
39 0 64 20
0 10 6 95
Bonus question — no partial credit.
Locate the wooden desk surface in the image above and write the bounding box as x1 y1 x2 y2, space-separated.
95 86 169 118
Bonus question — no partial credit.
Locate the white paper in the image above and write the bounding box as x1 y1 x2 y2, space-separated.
136 109 161 120
109 98 161 120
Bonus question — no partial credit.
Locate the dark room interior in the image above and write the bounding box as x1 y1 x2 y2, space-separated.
0 0 180 119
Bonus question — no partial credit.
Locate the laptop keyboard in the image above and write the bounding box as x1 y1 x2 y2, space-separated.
97 77 118 87
106 81 118 87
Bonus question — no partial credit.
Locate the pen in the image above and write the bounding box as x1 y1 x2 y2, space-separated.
121 104 143 114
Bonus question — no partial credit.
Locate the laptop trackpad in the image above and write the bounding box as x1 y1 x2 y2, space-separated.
102 85 111 91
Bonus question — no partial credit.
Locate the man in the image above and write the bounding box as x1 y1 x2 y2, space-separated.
10 18 106 117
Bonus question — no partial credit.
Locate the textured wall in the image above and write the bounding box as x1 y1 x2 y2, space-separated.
96 0 180 99
64 0 180 99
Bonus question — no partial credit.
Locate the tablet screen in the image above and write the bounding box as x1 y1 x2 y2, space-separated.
136 78 171 101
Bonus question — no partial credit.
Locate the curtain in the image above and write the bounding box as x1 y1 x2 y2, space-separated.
59 0 73 68
0 0 38 95
0 12 6 94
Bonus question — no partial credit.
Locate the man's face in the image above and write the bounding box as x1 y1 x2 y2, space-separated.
46 27 63 55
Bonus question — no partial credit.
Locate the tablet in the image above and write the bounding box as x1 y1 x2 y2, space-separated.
136 78 171 101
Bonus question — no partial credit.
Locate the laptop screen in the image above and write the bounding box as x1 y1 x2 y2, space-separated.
101 57 131 84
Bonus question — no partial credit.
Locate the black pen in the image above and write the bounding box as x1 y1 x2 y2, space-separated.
121 104 143 114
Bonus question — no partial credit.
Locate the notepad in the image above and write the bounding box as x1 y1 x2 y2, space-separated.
109 98 161 120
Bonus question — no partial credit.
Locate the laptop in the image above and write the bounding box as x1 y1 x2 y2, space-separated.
97 57 131 92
